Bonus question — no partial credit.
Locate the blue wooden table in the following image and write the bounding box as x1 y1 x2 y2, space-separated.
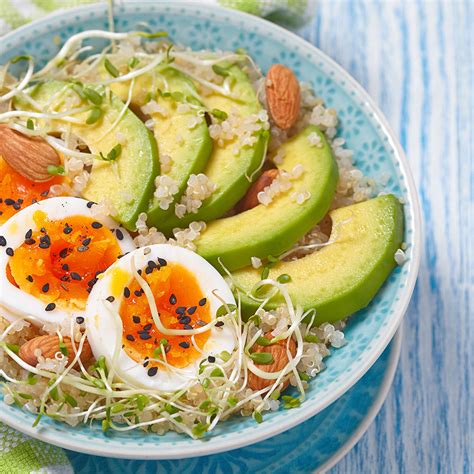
298 1 472 472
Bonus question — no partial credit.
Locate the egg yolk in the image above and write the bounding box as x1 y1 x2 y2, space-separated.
8 210 121 312
0 157 65 225
120 262 211 370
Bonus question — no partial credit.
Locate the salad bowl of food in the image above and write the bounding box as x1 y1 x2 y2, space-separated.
0 2 420 459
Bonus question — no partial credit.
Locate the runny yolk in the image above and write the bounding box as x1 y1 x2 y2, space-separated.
120 262 211 370
8 210 121 311
0 157 65 225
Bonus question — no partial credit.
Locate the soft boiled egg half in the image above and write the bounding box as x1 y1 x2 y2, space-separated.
85 244 237 392
0 197 134 325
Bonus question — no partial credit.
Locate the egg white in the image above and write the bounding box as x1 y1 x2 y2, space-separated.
0 197 135 325
85 244 237 392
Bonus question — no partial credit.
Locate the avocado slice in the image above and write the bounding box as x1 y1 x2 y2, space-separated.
156 64 269 234
14 81 159 230
232 194 404 323
108 66 212 226
194 126 338 271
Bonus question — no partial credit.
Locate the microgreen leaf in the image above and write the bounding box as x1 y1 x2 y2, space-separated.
212 64 230 77
26 119 34 130
135 31 168 39
104 58 120 78
282 395 301 409
298 370 310 382
216 304 237 318
227 396 238 407
18 392 32 400
47 165 65 176
304 334 319 343
102 419 109 432
249 352 274 364
134 394 149 410
47 379 59 401
248 314 261 326
164 403 179 415
191 422 209 438
210 367 224 378
256 336 272 347
10 54 31 64
260 266 270 280
218 350 231 362
86 106 102 125
128 57 139 69
59 341 69 357
3 342 19 354
270 389 280 400
210 108 228 120
32 412 43 427
253 411 263 423
99 143 122 162
277 274 291 284
83 87 103 105
170 91 184 102
64 393 77 407
27 373 37 385
111 402 126 414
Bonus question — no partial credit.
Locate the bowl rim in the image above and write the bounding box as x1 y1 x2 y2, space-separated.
0 1 422 460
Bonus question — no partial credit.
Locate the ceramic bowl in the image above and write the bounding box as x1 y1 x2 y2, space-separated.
0 2 421 459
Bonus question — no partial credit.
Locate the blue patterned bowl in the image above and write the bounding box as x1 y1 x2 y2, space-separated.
0 2 421 459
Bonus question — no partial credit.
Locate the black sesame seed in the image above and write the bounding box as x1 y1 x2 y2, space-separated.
63 226 72 234
87 277 97 287
143 323 152 331
196 319 206 326
62 264 70 271
169 294 177 305
165 344 171 353
76 316 85 324
60 275 70 282
134 290 142 297
70 272 81 281
199 298 207 306
157 257 167 266
147 367 158 376
4 198 14 206
132 315 140 324
126 334 135 342
39 235 51 249
17 198 23 204
59 248 69 258
187 306 197 315
91 221 102 229
40 228 46 233
215 321 224 327
24 238 36 245
139 333 152 340
40 190 49 197
179 342 190 349
147 260 157 269
25 229 32 239
0 236 6 246
115 229 124 240
208 356 216 363
12 203 20 210
183 324 193 330
45 303 56 311
143 360 149 368
137 269 142 275
82 238 91 246
176 306 186 315
77 246 88 252
86 201 95 208
6 247 14 257
145 266 153 275
106 296 115 302
41 283 50 293
123 287 131 298
179 316 191 325
31 199 38 204
26 275 33 282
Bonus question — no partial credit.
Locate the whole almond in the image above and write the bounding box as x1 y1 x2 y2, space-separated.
19 334 93 367
236 168 279 212
0 124 61 182
266 64 301 130
248 332 297 392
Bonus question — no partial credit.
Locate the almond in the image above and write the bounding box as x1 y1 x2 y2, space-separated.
248 332 297 392
19 334 93 367
266 64 301 130
0 124 60 182
235 168 279 213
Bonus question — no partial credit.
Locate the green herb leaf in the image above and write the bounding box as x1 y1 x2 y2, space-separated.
253 411 263 423
135 394 149 410
83 87 103 105
111 402 126 414
26 119 34 130
18 392 32 400
86 106 102 125
27 373 37 385
164 403 179 415
282 395 301 409
227 396 238 407
304 334 319 343
47 165 65 176
270 389 280 400
99 143 122 162
249 352 274 364
192 422 209 438
218 350 231 362
32 412 43 427
277 274 291 284
260 266 270 280
212 64 230 77
128 57 139 69
104 58 120 78
210 367 224 378
59 341 69 357
256 336 272 347
210 108 228 121
216 303 237 318
298 370 310 382
64 393 77 407
10 55 31 64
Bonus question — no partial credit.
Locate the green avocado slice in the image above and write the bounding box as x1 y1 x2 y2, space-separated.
108 66 212 227
156 64 269 234
14 80 159 230
232 194 404 323
195 126 338 271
